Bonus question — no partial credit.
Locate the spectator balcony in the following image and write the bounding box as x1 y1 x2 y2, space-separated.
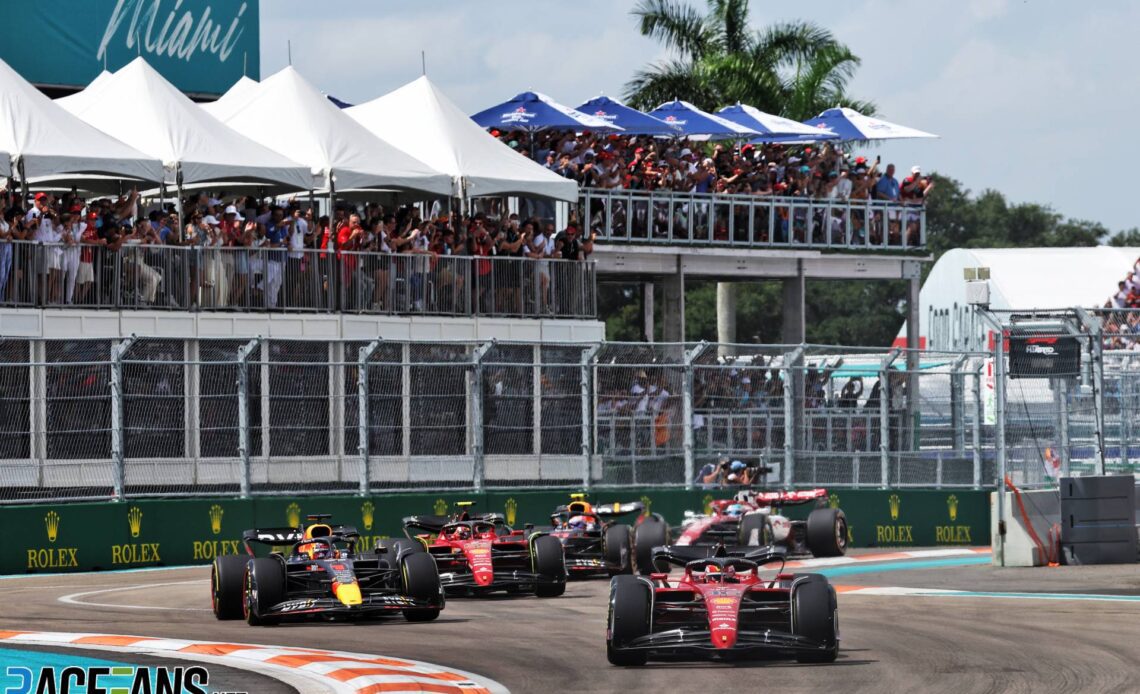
0 241 597 319
580 187 926 252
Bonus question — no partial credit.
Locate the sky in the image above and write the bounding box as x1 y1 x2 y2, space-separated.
261 1 1136 234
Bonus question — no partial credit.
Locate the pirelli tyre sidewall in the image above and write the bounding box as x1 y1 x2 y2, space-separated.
805 507 848 557
607 575 651 666
211 554 248 620
791 573 839 663
632 517 669 575
603 524 634 575
737 512 771 547
244 557 285 626
401 551 444 622
531 534 567 597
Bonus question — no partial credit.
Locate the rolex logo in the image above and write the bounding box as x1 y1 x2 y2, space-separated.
45 511 60 543
702 494 714 515
888 494 901 521
127 507 143 538
433 498 448 516
286 502 301 528
361 501 375 531
504 498 517 527
209 504 224 535
947 494 959 522
828 493 840 509
640 495 652 518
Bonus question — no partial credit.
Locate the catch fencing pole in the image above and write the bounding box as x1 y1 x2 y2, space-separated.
236 338 261 499
470 340 495 492
972 359 984 490
879 349 899 488
682 341 709 490
580 344 601 490
782 344 805 488
109 335 137 501
357 340 382 496
1074 308 1107 475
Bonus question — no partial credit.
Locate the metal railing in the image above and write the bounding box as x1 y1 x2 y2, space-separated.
0 241 596 319
580 188 926 251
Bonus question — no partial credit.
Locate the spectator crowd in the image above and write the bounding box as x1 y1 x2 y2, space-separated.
0 186 594 316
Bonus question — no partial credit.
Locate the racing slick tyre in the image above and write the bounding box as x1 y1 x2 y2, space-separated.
633 517 669 575
211 554 248 620
401 551 443 622
244 558 285 626
606 575 650 666
791 574 839 663
805 508 848 557
737 512 772 547
604 524 634 575
532 534 567 597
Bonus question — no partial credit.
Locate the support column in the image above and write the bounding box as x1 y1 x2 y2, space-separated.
781 261 805 345
641 282 655 342
236 338 261 499
110 335 137 501
904 263 922 451
661 261 685 343
716 282 737 356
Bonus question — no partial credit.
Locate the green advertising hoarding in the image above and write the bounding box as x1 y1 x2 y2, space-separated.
0 0 260 96
5 488 990 574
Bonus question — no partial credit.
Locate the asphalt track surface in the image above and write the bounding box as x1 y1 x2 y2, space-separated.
3 550 1140 694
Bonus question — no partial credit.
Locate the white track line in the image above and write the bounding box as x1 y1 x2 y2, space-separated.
58 580 209 611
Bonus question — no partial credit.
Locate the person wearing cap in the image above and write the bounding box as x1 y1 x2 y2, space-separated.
75 212 104 305
900 166 934 246
220 205 248 306
262 207 291 309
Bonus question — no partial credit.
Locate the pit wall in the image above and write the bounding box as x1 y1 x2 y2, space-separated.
9 489 989 574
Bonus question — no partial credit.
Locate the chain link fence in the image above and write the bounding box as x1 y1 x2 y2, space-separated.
0 327 1129 503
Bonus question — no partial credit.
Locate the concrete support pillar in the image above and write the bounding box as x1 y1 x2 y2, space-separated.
641 282 655 342
716 282 737 356
661 263 685 343
781 261 805 345
905 264 922 451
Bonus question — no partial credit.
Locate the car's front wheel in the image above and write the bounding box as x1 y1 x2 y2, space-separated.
604 524 633 575
532 535 567 597
211 554 247 620
244 558 285 626
401 552 443 622
607 575 650 666
791 574 839 663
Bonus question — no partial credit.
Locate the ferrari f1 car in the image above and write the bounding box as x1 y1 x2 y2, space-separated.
648 488 847 562
402 503 566 597
539 494 670 577
211 514 445 626
606 544 839 665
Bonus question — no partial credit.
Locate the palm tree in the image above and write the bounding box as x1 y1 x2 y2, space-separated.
624 0 874 121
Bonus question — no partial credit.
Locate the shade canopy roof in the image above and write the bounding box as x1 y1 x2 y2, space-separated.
645 100 758 139
803 107 938 141
348 76 577 202
471 91 621 133
211 66 452 195
0 58 163 182
60 58 313 190
716 103 838 143
575 95 681 136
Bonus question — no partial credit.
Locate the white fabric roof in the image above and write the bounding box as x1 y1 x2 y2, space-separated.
54 69 114 112
0 58 162 182
0 152 9 177
200 75 260 122
59 59 313 190
212 66 451 195
347 76 577 202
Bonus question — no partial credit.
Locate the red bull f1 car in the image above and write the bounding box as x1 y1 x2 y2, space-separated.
211 514 444 626
606 544 839 665
658 489 847 560
402 503 566 597
538 494 669 577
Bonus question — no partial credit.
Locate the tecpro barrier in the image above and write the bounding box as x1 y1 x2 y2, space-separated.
7 488 989 574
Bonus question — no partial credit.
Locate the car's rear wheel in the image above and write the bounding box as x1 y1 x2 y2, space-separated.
532 534 567 597
805 508 848 557
737 512 771 547
401 552 443 622
633 517 669 575
244 558 285 626
211 554 248 620
607 575 650 666
791 574 839 663
604 524 633 575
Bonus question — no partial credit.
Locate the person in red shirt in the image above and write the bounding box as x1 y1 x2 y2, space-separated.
336 213 365 301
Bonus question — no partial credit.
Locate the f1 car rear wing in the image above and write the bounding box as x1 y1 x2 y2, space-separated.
241 525 361 545
552 500 645 519
652 543 788 570
735 488 829 507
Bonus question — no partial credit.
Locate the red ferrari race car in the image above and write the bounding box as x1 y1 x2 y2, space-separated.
211 514 444 626
401 503 566 597
539 494 670 577
606 544 839 665
643 489 846 565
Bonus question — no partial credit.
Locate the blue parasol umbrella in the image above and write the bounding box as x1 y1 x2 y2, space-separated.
802 107 938 142
645 99 758 140
470 91 622 133
575 95 681 136
717 103 838 143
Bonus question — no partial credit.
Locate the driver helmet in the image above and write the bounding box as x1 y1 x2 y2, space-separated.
567 515 594 531
725 503 747 518
453 525 472 540
307 543 329 560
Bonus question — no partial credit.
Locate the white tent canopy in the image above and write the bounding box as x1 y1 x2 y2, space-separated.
199 75 260 122
54 69 114 113
0 58 162 183
347 76 577 202
210 66 451 196
0 152 10 178
58 58 313 190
